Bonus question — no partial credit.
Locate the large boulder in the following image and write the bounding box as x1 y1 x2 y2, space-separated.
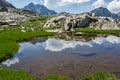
0 20 14 25
43 12 120 31
90 17 120 30
43 15 66 28
64 13 93 31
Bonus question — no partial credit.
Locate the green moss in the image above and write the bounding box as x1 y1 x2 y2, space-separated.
0 68 34 80
0 30 55 62
0 15 120 80
43 74 69 80
19 16 48 31
42 71 118 80
0 15 56 62
81 71 117 80
76 28 120 36
0 15 56 80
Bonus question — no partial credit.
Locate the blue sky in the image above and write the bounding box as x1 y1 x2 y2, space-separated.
7 0 120 13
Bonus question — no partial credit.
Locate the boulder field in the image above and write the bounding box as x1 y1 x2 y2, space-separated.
0 7 38 26
43 12 120 31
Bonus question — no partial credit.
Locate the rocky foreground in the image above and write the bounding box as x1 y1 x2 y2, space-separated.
0 7 38 26
43 12 120 31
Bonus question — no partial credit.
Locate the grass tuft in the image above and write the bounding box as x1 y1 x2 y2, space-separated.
76 28 120 36
81 71 117 80
0 67 34 80
43 74 69 80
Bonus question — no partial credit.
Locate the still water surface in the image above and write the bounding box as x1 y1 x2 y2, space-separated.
1 35 120 80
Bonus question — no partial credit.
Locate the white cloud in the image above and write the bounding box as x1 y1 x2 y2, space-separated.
44 0 90 8
92 0 106 8
107 0 120 13
92 0 120 13
40 0 44 5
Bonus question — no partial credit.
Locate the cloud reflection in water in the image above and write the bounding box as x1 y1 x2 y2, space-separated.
2 57 20 67
1 35 120 67
43 35 120 52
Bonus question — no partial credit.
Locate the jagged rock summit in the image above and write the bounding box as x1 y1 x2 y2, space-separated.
91 7 120 20
24 3 57 16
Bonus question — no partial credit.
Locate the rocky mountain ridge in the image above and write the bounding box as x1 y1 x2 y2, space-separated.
91 7 120 20
24 3 57 16
117 12 120 17
0 0 15 8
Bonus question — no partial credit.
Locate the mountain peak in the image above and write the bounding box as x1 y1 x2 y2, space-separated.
0 0 15 8
91 7 120 20
28 2 35 6
24 3 57 16
94 7 110 12
97 7 107 9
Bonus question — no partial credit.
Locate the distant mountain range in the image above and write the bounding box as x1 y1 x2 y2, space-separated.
0 0 15 8
91 7 120 20
0 1 57 16
0 0 120 20
117 12 120 17
24 3 57 16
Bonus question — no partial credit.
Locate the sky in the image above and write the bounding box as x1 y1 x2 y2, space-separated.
6 0 120 13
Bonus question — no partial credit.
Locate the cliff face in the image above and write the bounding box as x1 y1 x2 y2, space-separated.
43 12 120 31
0 0 15 8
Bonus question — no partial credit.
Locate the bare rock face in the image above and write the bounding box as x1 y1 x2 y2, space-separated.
0 8 38 26
63 12 94 31
43 12 120 31
90 17 120 30
43 15 66 28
